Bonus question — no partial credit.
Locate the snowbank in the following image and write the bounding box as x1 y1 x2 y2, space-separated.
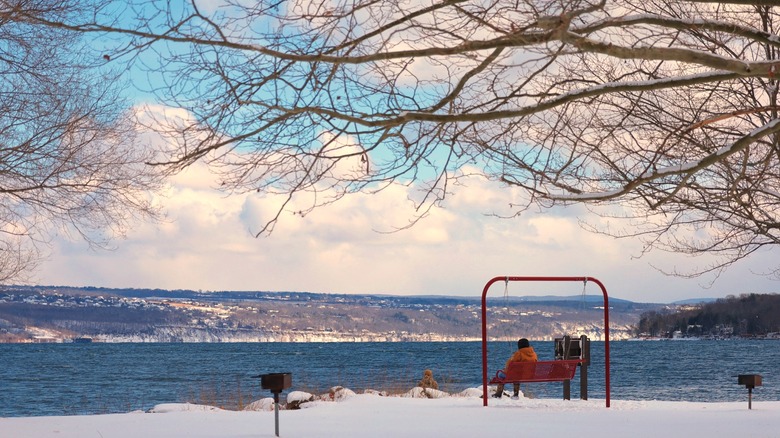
3 390 777 438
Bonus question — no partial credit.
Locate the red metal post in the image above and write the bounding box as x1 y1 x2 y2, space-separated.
481 276 611 408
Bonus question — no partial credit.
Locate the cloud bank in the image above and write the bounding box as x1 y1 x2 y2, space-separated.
32 107 780 303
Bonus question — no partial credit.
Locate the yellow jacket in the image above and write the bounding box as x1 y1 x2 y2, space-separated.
505 346 538 369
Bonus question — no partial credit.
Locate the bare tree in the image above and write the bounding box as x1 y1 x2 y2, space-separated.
24 0 780 279
0 0 162 282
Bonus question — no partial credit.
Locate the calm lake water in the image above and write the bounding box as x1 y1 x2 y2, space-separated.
1 340 777 417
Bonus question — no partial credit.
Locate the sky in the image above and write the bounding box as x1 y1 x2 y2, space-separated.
25 5 780 305
33 135 780 304
5 394 780 438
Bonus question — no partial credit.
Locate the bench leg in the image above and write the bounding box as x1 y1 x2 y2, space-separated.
581 364 588 400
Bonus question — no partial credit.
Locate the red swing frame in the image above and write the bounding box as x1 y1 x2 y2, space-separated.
480 276 611 407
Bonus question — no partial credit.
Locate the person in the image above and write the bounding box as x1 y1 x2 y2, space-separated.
493 338 538 398
418 369 439 390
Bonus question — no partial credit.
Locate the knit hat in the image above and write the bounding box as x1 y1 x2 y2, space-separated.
517 338 530 349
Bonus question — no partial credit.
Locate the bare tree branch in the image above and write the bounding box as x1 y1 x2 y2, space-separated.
19 0 780 280
0 0 163 281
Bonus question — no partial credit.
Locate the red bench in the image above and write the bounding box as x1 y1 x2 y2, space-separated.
489 359 582 384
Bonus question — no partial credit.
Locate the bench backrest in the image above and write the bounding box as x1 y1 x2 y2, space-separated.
504 359 581 382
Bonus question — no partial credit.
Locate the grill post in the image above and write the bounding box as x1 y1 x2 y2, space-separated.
253 373 292 436
554 334 590 400
737 374 762 410
580 335 589 400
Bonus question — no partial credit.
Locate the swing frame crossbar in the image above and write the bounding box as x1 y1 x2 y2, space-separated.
480 276 611 408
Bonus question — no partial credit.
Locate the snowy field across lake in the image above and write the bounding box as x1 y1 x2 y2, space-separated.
3 393 778 438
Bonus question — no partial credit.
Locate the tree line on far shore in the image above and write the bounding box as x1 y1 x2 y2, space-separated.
634 294 780 338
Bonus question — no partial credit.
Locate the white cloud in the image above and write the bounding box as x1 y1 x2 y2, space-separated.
34 160 780 304
32 108 780 303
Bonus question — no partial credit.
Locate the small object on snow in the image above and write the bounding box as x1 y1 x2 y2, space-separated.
328 386 356 401
458 388 484 398
243 398 276 412
285 391 315 410
147 403 223 413
403 387 449 399
417 369 439 390
252 373 292 437
737 374 762 409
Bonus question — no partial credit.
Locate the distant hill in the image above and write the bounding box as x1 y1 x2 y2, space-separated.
47 287 644 310
635 293 780 338
505 294 637 305
670 298 717 305
1 285 665 343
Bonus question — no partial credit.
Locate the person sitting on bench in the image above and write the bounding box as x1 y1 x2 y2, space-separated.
493 338 538 398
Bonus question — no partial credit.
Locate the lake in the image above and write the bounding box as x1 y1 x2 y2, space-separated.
1 340 777 417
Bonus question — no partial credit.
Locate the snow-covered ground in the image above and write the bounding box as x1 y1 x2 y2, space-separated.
3 388 776 438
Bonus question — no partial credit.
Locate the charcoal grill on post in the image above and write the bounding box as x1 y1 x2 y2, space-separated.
737 374 762 410
554 335 590 400
253 372 292 437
